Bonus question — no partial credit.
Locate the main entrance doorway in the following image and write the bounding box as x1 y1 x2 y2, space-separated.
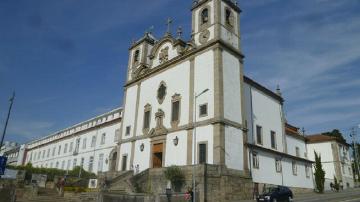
152 143 163 168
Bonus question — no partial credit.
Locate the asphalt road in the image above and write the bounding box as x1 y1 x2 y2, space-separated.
295 188 360 202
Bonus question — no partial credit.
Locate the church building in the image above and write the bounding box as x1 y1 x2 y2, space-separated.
114 0 314 193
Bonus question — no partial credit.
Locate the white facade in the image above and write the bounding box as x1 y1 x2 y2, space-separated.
113 0 314 191
244 80 314 189
4 144 26 166
24 108 122 174
307 137 354 190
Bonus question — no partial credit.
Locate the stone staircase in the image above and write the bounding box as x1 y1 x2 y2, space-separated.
107 170 134 193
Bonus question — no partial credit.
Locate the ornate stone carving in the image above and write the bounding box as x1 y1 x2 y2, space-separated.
148 109 168 137
159 47 169 64
132 65 150 79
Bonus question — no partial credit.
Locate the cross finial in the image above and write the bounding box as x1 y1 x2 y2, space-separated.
177 26 183 39
301 127 306 136
276 84 282 96
145 25 155 35
166 17 173 36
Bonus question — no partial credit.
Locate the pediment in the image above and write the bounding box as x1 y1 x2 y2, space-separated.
149 36 187 68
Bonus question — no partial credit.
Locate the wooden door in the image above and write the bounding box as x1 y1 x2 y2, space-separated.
152 143 163 168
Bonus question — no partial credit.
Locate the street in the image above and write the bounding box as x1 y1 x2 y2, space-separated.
295 188 360 202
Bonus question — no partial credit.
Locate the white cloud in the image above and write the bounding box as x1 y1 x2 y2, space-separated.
7 120 55 141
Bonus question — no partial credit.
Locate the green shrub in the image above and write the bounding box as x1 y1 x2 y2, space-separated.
164 166 185 192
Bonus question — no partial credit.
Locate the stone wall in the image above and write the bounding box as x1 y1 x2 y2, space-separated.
126 164 253 202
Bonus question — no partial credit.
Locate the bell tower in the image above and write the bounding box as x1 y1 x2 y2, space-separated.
191 0 241 50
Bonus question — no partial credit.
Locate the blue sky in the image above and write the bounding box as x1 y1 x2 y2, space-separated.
0 0 359 144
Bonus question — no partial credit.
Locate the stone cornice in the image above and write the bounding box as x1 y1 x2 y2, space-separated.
191 0 241 13
247 143 314 163
27 118 121 151
118 117 246 144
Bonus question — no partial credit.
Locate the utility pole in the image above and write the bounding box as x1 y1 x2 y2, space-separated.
0 92 15 152
351 127 360 181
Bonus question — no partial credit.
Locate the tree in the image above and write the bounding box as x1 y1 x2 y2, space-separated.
333 176 339 191
322 129 346 143
352 143 360 182
314 151 326 193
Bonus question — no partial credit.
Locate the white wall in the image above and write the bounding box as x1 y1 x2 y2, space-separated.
251 151 313 189
121 85 138 140
195 50 214 122
165 130 188 167
222 51 242 124
133 138 151 172
286 135 307 158
247 83 284 153
225 126 243 170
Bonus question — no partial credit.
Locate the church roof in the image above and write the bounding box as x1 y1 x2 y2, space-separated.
243 76 284 104
306 134 350 146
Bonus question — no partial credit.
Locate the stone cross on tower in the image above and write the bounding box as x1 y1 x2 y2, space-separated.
165 17 172 36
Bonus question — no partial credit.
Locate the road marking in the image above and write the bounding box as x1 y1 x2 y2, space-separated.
339 198 360 202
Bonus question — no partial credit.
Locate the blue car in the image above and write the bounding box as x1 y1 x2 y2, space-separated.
256 186 293 202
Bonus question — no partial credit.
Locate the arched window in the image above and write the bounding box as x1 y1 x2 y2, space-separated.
133 50 140 64
225 8 234 26
201 8 209 24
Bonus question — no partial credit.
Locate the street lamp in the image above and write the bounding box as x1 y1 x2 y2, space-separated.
192 88 209 202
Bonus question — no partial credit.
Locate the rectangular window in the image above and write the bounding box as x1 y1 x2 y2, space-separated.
143 111 151 129
37 151 41 160
82 138 87 149
88 156 94 172
305 165 310 178
64 143 68 154
98 153 104 172
56 161 59 168
292 161 297 175
199 143 207 164
58 145 61 155
296 147 300 157
114 129 120 142
253 153 259 169
199 104 208 117
69 142 73 152
275 159 282 173
75 138 80 153
67 159 71 170
47 149 50 158
52 147 56 156
42 150 45 159
73 159 77 169
101 133 106 145
256 125 262 145
126 126 131 136
171 100 180 122
121 155 128 171
80 157 85 169
271 131 276 149
61 160 65 170
91 136 97 147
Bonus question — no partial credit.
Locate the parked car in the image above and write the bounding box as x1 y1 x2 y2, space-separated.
256 186 293 202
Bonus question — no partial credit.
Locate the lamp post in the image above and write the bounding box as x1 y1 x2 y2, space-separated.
0 92 15 152
192 88 209 202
